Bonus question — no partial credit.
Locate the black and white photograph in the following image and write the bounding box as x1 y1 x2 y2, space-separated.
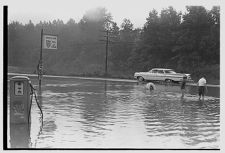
2 0 222 150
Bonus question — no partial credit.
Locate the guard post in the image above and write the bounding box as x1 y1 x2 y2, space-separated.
10 76 31 124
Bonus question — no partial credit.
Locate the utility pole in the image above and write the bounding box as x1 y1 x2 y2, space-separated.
99 30 111 77
100 29 135 78
99 28 119 77
105 30 109 77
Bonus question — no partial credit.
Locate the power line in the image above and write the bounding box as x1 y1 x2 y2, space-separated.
99 30 137 77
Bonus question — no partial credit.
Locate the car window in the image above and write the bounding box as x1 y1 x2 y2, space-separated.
164 70 176 74
157 70 164 74
152 70 157 73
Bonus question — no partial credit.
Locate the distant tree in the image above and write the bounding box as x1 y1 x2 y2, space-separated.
7 6 220 83
8 21 23 66
120 18 134 41
66 18 76 25
172 6 216 73
129 7 181 71
109 18 137 73
207 6 220 64
76 7 114 74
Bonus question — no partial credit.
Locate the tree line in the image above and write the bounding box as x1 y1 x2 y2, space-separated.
8 6 220 84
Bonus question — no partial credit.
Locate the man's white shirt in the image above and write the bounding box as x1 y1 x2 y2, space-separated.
198 77 206 86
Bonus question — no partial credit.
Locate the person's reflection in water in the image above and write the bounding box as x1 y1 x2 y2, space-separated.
180 97 208 109
180 97 185 106
10 123 31 148
198 99 208 108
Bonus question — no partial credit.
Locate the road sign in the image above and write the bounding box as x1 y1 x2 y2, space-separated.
42 35 57 49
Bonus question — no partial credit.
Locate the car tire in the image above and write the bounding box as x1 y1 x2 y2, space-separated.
137 76 144 82
165 79 172 83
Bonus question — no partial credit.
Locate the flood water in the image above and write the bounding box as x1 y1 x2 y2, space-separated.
8 76 220 149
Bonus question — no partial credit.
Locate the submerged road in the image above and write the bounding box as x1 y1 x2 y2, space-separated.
8 73 219 87
7 73 220 148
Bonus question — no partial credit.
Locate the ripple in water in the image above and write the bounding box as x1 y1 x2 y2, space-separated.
8 79 219 149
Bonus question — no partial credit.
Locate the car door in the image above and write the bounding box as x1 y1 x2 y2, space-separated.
164 70 171 80
156 70 165 81
147 70 157 81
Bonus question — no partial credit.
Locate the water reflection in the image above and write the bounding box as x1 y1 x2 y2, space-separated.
10 123 31 148
8 77 219 148
180 98 219 148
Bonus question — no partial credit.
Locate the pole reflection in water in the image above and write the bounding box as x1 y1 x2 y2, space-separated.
10 123 31 148
38 87 42 107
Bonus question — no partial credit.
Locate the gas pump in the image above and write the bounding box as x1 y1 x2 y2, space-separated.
9 76 43 148
10 76 32 124
10 122 31 148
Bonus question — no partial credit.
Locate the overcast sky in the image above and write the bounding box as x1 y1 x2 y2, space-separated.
3 0 221 28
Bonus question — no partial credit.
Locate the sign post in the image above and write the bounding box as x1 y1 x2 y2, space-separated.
38 29 43 97
38 29 57 98
42 35 58 49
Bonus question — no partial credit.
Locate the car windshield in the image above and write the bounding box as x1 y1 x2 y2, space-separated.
164 70 176 74
157 70 164 73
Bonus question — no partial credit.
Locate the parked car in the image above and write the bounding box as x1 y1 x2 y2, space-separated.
134 68 193 83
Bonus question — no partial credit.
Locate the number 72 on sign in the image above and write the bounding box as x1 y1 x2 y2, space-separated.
42 35 57 50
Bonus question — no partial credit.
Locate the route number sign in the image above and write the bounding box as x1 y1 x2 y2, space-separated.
42 35 57 49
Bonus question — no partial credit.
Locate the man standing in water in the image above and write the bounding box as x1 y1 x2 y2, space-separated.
181 75 187 99
197 76 208 101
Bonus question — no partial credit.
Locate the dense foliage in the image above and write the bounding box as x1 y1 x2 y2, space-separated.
8 6 220 84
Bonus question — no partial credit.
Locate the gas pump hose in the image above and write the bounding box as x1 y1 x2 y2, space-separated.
29 83 43 122
28 91 33 123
